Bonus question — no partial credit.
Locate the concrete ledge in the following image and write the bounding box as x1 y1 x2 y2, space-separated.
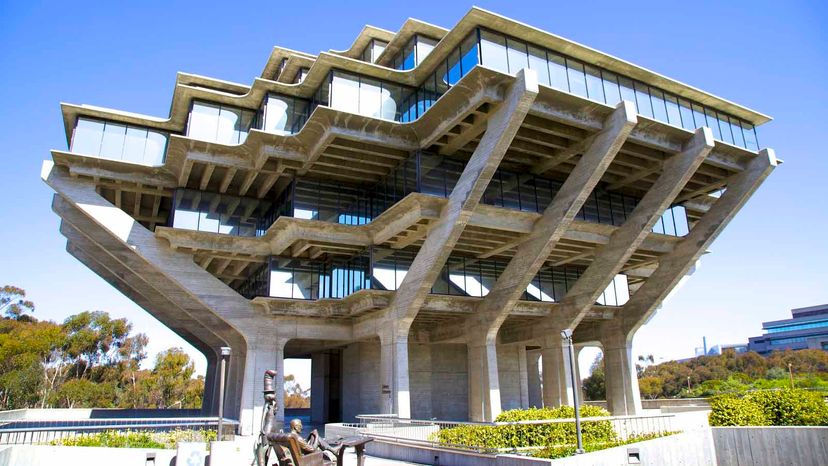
0 445 176 466
712 426 828 466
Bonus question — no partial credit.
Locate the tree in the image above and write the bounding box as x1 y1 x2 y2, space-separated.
150 348 199 409
62 311 131 378
638 376 664 399
582 354 606 401
0 285 35 321
284 374 311 408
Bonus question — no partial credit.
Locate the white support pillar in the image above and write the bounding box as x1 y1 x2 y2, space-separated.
540 336 574 408
526 350 543 408
518 346 529 409
600 328 641 416
467 342 502 422
379 331 411 418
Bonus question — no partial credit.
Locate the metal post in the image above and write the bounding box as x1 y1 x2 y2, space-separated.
217 347 231 441
561 329 584 455
788 363 794 389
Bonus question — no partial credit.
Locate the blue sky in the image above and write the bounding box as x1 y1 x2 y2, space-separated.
1 1 826 383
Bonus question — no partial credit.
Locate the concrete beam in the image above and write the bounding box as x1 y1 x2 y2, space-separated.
619 148 778 335
556 127 714 329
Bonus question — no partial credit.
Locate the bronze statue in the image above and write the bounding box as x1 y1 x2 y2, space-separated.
254 369 344 466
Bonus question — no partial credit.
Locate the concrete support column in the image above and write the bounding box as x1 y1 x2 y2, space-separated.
600 329 640 416
467 342 502 422
526 350 543 408
540 337 573 408
310 353 329 425
518 346 529 409
239 336 285 436
379 331 411 418
201 351 219 416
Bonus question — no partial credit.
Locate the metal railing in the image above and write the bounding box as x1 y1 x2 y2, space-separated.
0 417 239 445
353 413 677 454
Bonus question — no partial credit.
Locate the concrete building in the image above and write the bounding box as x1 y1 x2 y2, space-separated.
41 8 777 435
748 304 828 355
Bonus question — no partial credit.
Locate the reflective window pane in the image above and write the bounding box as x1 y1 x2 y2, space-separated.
459 33 479 76
359 77 382 118
479 30 508 73
122 127 147 164
71 118 105 155
415 36 437 66
703 107 722 139
601 71 622 105
547 53 569 91
527 46 550 87
188 102 220 142
634 82 653 118
650 88 668 123
618 76 637 111
566 59 587 97
446 48 462 85
506 38 529 74
585 65 605 103
742 122 759 151
664 94 683 128
100 122 127 159
330 72 360 114
678 99 696 130
730 117 746 148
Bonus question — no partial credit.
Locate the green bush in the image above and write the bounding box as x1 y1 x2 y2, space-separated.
433 406 616 450
746 389 828 426
531 432 676 459
708 395 769 426
708 389 828 426
52 428 216 449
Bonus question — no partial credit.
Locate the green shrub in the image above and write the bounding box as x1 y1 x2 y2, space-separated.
433 406 616 450
52 428 216 449
746 389 828 426
708 395 769 426
531 432 676 459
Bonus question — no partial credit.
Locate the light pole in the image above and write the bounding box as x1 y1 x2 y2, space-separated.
560 329 584 455
687 376 691 393
788 363 794 389
217 347 231 441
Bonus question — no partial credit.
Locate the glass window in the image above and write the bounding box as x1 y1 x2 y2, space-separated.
585 65 605 103
188 102 220 142
527 46 550 87
649 88 668 123
692 104 707 133
372 40 388 63
601 71 621 105
703 107 722 139
359 77 382 118
401 39 416 70
633 82 653 118
618 76 637 111
664 94 683 128
144 130 167 165
446 47 462 86
381 83 402 121
122 127 147 164
415 36 438 66
479 30 508 73
460 33 480 76
548 53 569 91
566 59 588 97
742 122 759 151
730 117 746 148
717 112 734 145
330 72 361 114
99 122 127 160
506 38 529 74
71 118 105 156
678 99 696 130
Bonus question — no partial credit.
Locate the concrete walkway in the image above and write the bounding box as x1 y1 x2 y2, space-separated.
340 449 426 465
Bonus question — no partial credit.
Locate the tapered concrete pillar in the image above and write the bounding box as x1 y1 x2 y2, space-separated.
600 328 641 416
201 352 219 416
311 353 329 425
518 346 529 409
379 331 411 418
541 336 573 407
240 336 285 435
526 350 543 408
467 342 502 421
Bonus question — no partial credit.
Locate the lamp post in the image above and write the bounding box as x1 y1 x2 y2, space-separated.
788 363 794 389
687 376 691 392
560 329 584 455
217 347 231 441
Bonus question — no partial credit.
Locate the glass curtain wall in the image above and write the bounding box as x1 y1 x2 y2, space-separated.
70 117 167 165
236 247 631 306
391 35 438 70
474 28 759 150
293 67 309 84
361 39 388 64
187 101 256 145
169 188 274 236
257 93 310 135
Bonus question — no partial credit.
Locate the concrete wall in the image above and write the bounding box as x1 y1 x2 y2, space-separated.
0 445 177 466
497 345 523 412
341 341 468 422
712 427 828 466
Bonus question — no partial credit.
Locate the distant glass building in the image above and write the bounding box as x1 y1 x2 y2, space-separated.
748 304 828 355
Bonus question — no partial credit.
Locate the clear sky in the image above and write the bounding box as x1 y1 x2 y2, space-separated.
1 1 826 387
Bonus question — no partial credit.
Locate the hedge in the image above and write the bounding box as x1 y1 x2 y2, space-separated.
531 432 675 459
432 405 616 450
708 389 828 426
52 428 217 449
